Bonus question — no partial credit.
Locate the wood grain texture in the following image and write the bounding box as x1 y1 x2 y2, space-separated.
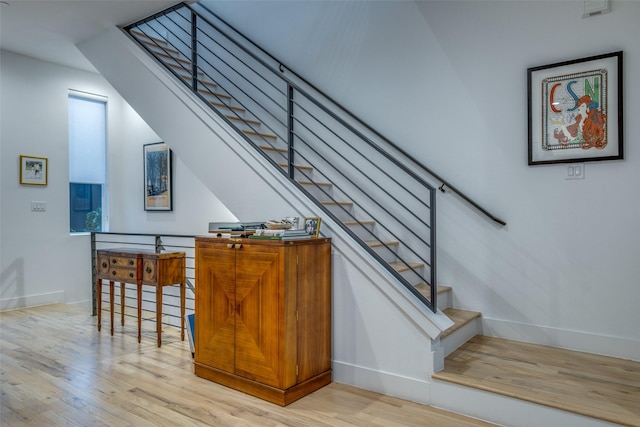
1 304 495 426
194 237 333 405
433 335 640 427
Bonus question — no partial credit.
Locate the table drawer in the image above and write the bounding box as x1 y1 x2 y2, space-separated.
110 256 137 268
108 267 138 282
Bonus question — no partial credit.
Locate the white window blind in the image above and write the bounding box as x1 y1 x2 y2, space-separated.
68 93 106 184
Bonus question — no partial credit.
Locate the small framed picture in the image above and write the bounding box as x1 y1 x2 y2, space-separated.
20 155 48 186
304 217 321 238
143 142 173 211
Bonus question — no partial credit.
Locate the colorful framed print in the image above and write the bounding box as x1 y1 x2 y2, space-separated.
143 142 173 211
528 51 623 165
20 155 48 185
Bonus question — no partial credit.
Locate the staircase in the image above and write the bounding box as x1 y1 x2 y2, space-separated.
112 5 640 427
125 14 439 314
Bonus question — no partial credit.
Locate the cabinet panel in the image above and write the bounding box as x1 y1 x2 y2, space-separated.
296 242 332 381
195 244 236 372
234 244 283 387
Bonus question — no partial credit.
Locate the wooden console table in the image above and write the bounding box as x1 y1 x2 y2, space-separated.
96 248 186 347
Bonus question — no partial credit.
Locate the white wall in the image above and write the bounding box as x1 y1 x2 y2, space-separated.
0 50 235 310
202 0 640 360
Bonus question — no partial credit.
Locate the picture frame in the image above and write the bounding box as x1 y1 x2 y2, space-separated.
20 155 48 185
527 51 623 165
304 217 321 238
143 142 173 211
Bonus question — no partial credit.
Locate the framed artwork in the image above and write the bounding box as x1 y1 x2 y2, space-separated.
143 142 173 211
20 155 48 185
304 217 321 238
528 51 623 165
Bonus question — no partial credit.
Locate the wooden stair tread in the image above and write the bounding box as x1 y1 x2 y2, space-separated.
343 219 375 226
130 29 170 47
279 163 312 171
414 283 451 300
154 50 190 64
440 308 481 339
243 129 277 139
227 115 261 126
432 335 640 427
260 145 287 153
299 180 332 188
211 101 245 112
388 261 424 273
366 240 399 248
322 201 353 207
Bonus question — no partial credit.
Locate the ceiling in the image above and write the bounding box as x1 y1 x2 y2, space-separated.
0 0 179 72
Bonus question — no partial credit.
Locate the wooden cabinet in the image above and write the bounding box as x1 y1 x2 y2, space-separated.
194 237 332 406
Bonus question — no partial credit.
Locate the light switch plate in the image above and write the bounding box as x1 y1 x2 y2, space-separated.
566 164 585 180
31 201 46 212
583 0 610 18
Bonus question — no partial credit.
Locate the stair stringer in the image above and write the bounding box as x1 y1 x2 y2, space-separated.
78 26 455 405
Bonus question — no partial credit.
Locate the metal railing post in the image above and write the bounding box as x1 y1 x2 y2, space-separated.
287 84 295 179
91 232 97 316
191 10 198 92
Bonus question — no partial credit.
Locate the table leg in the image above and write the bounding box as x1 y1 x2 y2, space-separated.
121 283 125 326
109 281 115 336
180 282 185 341
156 285 162 347
137 284 142 343
96 279 102 331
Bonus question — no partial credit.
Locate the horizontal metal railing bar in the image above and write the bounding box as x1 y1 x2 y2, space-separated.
290 181 435 310
291 103 432 228
290 133 434 264
194 2 505 227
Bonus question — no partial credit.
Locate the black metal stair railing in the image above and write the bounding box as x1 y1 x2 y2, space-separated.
121 3 503 313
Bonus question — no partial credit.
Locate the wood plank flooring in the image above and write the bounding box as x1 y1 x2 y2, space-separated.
432 335 640 427
0 304 495 427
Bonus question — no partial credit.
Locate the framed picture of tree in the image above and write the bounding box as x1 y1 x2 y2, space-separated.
143 142 173 211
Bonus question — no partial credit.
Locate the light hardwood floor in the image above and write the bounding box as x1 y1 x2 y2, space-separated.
433 335 640 427
0 304 494 427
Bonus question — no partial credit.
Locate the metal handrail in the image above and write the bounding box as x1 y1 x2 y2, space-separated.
192 3 506 228
121 4 468 312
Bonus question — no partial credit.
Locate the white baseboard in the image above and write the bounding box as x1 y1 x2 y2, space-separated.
483 317 640 362
332 360 430 405
0 291 65 312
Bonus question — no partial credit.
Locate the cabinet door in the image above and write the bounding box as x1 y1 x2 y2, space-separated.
234 244 283 387
195 243 236 372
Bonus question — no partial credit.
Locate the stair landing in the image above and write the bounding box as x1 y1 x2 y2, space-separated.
432 335 640 427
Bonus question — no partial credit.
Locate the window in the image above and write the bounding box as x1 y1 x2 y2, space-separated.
68 92 107 233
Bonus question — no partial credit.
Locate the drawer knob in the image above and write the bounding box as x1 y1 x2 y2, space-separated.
112 259 116 264
129 272 134 278
112 271 116 276
101 262 107 268
146 267 152 274
129 260 134 266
